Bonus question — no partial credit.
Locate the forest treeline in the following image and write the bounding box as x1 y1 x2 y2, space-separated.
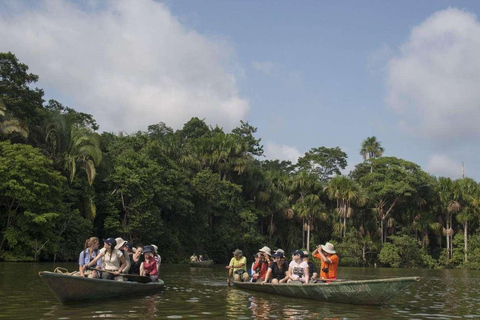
1 51 479 269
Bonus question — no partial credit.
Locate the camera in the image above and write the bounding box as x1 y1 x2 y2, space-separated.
322 267 329 273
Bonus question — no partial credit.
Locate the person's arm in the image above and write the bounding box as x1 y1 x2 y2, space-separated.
261 266 273 284
315 245 332 263
78 252 85 276
312 272 318 280
150 261 158 276
304 266 310 284
86 250 104 268
140 262 145 276
286 266 293 280
115 254 127 275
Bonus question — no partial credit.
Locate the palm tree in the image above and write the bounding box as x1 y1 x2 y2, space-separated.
437 177 461 261
295 193 327 252
324 176 366 238
457 178 479 263
0 99 28 138
360 136 384 173
289 171 321 248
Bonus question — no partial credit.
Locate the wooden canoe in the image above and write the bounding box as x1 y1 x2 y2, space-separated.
190 260 214 268
233 276 420 305
39 271 164 303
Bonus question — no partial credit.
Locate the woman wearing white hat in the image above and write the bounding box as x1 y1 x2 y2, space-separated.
252 246 271 282
312 242 338 280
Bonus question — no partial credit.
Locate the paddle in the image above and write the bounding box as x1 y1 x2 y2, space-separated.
86 267 152 283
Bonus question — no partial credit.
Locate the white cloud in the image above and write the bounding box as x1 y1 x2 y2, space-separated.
265 142 302 164
426 154 462 179
387 8 480 141
252 60 275 75
0 0 249 132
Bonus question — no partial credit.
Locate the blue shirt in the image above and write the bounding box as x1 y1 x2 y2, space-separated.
78 249 102 268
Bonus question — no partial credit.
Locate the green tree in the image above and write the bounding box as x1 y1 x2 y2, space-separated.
0 141 65 259
296 146 347 182
359 136 384 173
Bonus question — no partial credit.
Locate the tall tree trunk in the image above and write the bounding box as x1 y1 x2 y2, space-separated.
465 220 468 263
449 214 453 259
302 217 305 249
380 218 384 247
446 215 450 261
307 218 311 252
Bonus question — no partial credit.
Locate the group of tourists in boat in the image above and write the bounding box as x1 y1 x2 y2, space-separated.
226 242 338 285
189 253 206 262
75 237 162 282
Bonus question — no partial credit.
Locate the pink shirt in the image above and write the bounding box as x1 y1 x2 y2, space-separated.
143 258 157 275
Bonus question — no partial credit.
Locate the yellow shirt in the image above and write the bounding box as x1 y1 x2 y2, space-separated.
229 256 247 272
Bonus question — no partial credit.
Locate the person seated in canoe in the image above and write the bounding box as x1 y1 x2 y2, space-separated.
86 238 127 281
286 250 309 284
312 242 338 280
252 246 271 282
261 252 288 284
140 245 158 281
122 241 135 274
198 254 205 261
115 237 131 274
190 253 198 262
226 249 249 284
303 250 318 282
76 237 102 278
250 253 259 282
129 245 144 275
151 244 161 273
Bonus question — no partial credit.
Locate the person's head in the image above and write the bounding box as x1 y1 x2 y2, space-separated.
143 245 154 259
303 251 310 261
272 252 284 264
84 237 99 250
135 246 143 256
233 249 243 259
258 246 271 259
151 244 158 255
124 242 133 253
292 250 305 261
199 254 203 258
115 237 127 250
103 238 117 251
320 242 336 257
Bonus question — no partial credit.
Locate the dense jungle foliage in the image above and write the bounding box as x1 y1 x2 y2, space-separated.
1 52 479 269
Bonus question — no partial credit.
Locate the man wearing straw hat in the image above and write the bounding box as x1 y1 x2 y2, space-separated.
312 242 339 280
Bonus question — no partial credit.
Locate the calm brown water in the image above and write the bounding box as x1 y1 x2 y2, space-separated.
0 262 479 319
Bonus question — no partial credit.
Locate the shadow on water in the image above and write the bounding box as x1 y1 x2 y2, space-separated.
1 262 480 319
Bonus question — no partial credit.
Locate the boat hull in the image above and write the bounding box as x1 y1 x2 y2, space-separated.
233 277 420 305
39 271 164 303
190 260 214 268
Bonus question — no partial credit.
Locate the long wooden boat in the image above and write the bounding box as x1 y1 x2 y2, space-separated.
190 260 214 268
39 271 164 303
233 276 420 305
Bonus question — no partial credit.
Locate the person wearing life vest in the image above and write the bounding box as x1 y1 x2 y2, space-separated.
312 242 338 280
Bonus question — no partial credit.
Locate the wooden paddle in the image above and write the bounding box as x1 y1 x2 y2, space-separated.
86 267 152 283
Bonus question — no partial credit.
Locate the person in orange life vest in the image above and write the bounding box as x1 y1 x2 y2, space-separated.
312 242 338 280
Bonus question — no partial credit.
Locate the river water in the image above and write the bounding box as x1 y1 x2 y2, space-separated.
0 262 479 319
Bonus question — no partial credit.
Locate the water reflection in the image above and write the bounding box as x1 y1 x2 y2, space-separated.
1 262 480 319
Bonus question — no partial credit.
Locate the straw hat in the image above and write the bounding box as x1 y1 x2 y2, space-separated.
151 244 158 253
321 242 336 254
258 246 271 256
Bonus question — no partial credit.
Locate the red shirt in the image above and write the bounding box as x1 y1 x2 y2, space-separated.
143 257 158 276
253 259 270 279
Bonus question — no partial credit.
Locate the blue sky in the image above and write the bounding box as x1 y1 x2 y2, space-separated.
2 0 480 179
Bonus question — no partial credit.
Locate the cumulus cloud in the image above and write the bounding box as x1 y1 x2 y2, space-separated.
426 154 462 179
0 0 249 132
264 142 302 164
387 8 480 141
252 60 275 75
